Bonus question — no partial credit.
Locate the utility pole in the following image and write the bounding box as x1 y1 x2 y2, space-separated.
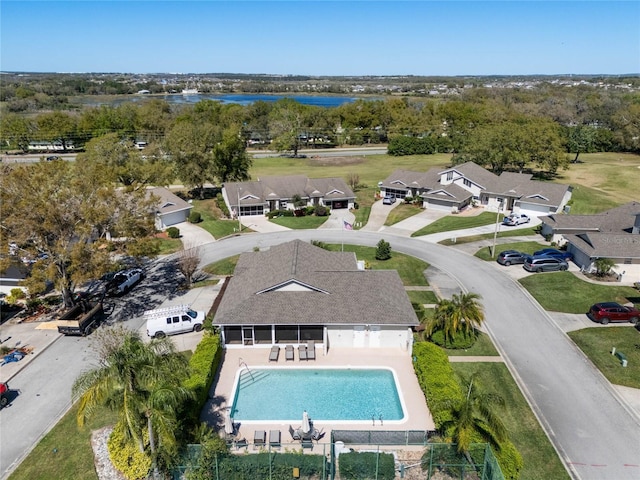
491 199 503 258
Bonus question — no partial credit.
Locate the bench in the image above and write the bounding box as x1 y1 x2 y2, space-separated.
613 349 628 367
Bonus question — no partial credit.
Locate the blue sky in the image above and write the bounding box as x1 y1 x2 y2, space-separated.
1 1 638 75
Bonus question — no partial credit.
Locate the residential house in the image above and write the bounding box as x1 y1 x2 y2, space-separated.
539 201 640 277
148 187 193 230
223 175 356 217
379 162 572 216
214 240 419 353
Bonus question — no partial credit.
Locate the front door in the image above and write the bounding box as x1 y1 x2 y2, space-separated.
369 326 381 347
353 326 366 348
242 327 254 346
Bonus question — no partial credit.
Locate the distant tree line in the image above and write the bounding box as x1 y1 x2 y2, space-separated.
1 85 639 174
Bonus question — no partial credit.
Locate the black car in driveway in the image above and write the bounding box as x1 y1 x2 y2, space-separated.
497 250 528 266
533 248 573 260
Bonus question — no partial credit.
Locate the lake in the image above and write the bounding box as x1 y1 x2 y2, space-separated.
76 93 358 108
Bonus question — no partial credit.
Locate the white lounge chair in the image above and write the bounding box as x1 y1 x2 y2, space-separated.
307 341 316 360
285 345 294 361
298 345 308 361
269 345 280 362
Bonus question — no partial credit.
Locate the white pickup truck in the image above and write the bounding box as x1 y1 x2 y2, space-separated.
106 268 144 296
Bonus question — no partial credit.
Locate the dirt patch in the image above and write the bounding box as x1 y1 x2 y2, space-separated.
584 272 622 283
306 156 366 167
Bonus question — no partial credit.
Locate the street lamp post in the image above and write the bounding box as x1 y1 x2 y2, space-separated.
237 187 242 233
491 199 503 258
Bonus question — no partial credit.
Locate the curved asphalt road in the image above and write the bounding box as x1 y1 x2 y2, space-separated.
2 230 639 479
202 230 640 480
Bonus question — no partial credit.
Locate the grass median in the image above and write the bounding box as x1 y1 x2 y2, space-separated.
518 272 639 313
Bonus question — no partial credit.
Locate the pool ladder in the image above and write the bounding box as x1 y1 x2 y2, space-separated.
238 358 255 381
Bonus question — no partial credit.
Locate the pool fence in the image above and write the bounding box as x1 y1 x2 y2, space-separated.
172 433 505 480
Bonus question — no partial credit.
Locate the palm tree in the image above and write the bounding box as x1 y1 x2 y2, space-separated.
73 331 192 476
425 293 485 345
447 374 507 460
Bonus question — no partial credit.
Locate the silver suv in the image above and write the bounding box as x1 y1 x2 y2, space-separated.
523 256 568 273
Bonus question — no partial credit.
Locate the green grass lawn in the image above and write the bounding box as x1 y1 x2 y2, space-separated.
324 244 429 285
8 404 118 480
406 290 439 305
442 332 500 356
191 199 247 238
450 363 569 480
518 272 639 313
270 215 328 229
411 212 505 237
384 203 422 226
203 255 240 276
153 237 183 255
568 327 640 388
474 241 547 261
438 227 540 246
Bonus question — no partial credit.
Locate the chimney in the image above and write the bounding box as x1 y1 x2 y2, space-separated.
633 212 640 235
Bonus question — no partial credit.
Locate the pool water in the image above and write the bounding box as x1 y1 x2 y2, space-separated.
230 368 405 422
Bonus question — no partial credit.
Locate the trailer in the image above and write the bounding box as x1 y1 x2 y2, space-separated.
57 300 104 336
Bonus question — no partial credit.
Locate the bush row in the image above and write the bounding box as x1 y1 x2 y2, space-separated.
182 331 223 427
211 452 327 480
339 451 395 480
412 342 464 428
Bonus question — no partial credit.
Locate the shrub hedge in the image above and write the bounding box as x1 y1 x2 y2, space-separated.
108 422 152 480
339 451 395 480
182 332 223 426
412 342 464 429
167 226 180 238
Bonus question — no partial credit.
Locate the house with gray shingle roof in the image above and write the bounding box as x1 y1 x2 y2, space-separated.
214 240 419 354
539 201 640 276
379 162 571 215
222 176 355 217
147 187 193 229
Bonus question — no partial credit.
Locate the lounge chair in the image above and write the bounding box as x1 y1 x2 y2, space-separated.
269 345 280 362
285 345 294 361
301 438 314 450
235 437 248 449
307 340 316 360
298 345 308 361
289 425 302 441
269 429 281 448
311 428 324 442
253 430 266 449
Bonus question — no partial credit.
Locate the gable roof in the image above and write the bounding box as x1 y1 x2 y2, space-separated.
225 176 355 206
542 202 640 259
380 169 438 190
541 201 640 233
148 187 192 215
215 240 419 327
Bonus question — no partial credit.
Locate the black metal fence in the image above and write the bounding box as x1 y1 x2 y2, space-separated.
171 432 504 480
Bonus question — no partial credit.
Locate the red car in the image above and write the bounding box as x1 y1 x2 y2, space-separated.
0 382 9 408
588 302 640 325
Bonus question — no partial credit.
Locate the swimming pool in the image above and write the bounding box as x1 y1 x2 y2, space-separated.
230 367 406 422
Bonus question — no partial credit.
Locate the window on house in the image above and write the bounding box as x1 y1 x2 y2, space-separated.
446 172 453 181
463 179 472 187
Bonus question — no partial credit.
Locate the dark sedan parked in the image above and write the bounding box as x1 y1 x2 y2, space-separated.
496 250 528 266
533 248 573 260
588 302 640 325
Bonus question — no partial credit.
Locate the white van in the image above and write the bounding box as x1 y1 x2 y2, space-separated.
145 305 205 338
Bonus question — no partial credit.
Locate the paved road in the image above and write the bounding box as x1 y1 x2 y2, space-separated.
0 257 198 478
203 230 640 480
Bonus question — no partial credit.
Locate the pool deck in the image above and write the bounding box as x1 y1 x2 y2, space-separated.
201 346 435 449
